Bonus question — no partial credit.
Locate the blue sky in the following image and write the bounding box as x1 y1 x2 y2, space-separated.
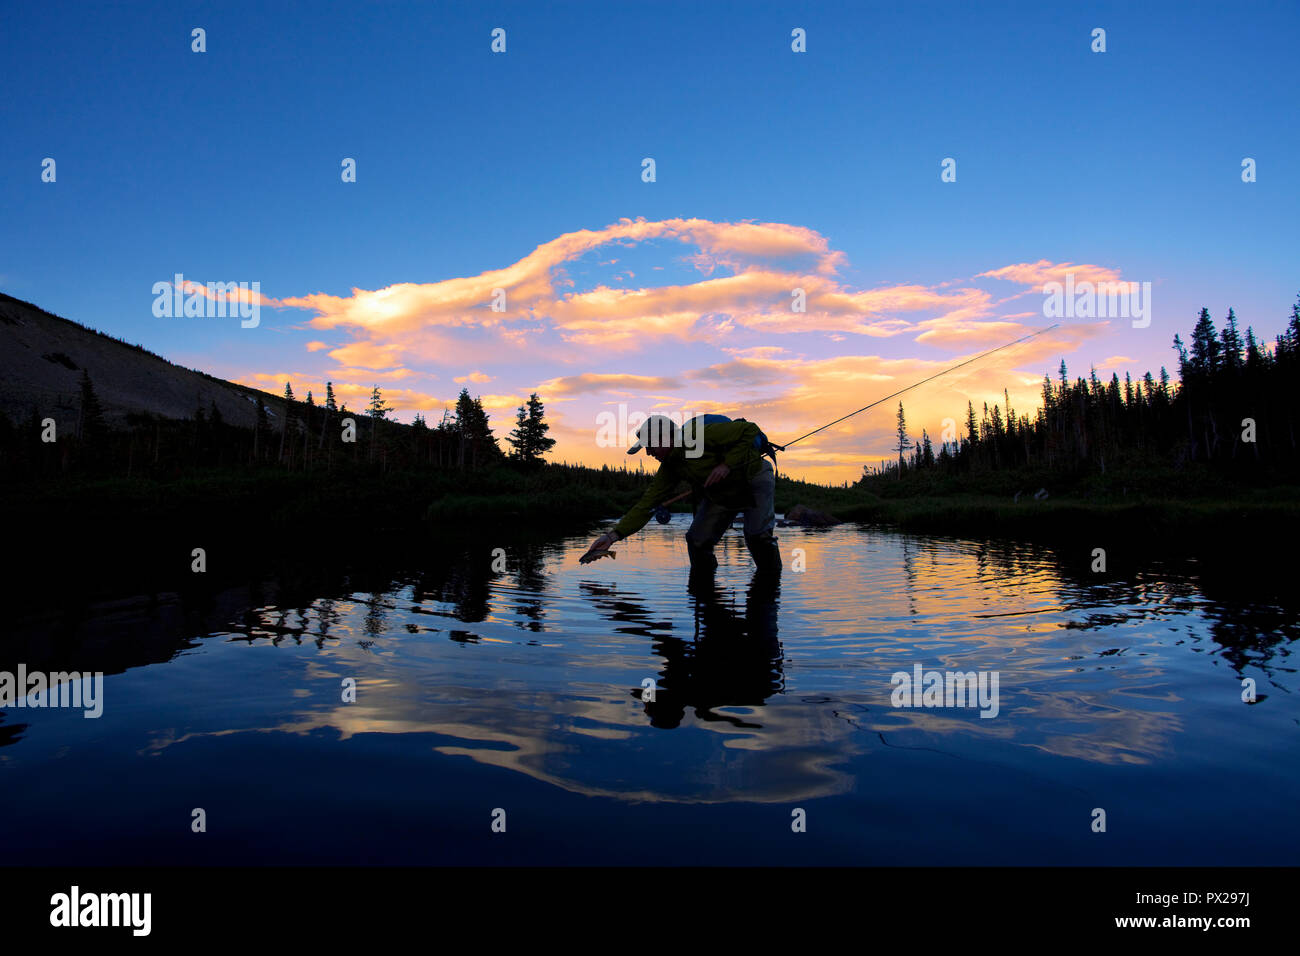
3 0 1296 480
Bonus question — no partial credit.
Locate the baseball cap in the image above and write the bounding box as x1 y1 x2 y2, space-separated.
627 414 677 454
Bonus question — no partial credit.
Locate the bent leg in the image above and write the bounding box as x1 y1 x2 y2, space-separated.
685 498 733 574
743 460 781 575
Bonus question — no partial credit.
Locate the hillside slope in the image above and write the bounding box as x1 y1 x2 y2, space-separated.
0 292 279 430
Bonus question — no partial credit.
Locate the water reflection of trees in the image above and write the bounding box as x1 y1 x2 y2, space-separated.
410 547 494 623
511 541 549 632
6 528 1298 761
949 535 1300 696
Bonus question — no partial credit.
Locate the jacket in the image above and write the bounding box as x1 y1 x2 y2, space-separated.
613 419 766 539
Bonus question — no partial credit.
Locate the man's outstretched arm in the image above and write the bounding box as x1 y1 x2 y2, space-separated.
585 466 677 554
613 465 679 539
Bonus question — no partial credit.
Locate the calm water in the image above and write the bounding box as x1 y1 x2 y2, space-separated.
2 518 1297 865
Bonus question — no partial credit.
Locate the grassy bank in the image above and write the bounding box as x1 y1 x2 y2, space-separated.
6 459 1297 609
11 459 1295 545
848 464 1300 547
839 488 1300 540
3 463 654 606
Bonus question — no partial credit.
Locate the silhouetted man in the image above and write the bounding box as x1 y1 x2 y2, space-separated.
587 414 782 576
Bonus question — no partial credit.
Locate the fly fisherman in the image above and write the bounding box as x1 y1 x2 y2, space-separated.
586 414 782 576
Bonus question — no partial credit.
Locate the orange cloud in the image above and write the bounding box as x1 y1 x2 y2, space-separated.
174 279 271 308
233 373 442 418
913 319 1036 348
539 373 684 398
978 260 1125 288
267 229 1130 379
325 340 406 371
268 219 890 367
533 321 1106 484
240 229 1139 482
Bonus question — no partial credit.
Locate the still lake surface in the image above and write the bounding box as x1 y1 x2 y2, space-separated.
3 517 1297 865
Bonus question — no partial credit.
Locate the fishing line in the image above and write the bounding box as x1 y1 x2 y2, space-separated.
614 324 1059 570
774 323 1062 451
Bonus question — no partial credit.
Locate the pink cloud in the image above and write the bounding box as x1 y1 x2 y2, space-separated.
233 373 442 418
538 372 684 398
236 233 1136 482
978 260 1125 288
530 321 1103 483
171 279 275 308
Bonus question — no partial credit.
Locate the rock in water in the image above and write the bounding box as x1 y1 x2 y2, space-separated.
780 504 842 527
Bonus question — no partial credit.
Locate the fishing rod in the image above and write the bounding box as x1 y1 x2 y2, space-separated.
773 322 1061 451
638 323 1061 520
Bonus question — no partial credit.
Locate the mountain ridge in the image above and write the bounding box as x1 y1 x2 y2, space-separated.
0 292 283 432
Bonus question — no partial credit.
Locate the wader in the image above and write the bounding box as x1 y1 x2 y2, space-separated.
684 458 781 576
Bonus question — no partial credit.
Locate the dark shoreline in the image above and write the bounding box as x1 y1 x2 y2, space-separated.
5 466 1298 617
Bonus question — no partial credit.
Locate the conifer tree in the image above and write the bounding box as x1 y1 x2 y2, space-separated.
895 402 912 476
1221 308 1243 373
76 369 107 444
507 392 555 465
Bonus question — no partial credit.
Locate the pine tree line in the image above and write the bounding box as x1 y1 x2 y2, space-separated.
0 376 561 481
865 295 1300 485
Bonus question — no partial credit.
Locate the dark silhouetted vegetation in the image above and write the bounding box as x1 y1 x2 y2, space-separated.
5 294 1299 613
861 295 1300 496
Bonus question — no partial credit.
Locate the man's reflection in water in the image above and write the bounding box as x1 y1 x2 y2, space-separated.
639 571 785 729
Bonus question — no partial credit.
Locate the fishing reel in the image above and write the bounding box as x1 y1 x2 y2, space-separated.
653 505 673 524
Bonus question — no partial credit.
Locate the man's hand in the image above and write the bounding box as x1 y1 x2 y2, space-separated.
579 531 620 564
703 463 731 488
590 531 619 552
